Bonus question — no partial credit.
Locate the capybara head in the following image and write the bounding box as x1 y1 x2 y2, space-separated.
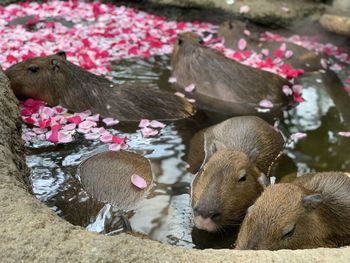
191 149 266 232
171 32 203 66
236 183 327 250
5 51 68 105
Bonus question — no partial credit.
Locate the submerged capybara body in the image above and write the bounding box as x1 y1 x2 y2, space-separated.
5 51 195 121
171 32 294 116
218 21 322 72
236 172 350 250
191 116 284 232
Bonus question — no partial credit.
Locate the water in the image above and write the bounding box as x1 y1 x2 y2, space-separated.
27 55 350 249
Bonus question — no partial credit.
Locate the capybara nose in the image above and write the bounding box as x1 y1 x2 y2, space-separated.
193 206 222 222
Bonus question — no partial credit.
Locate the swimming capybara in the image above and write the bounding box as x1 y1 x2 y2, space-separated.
5 51 195 121
170 32 294 116
236 172 350 250
218 21 322 72
191 116 284 232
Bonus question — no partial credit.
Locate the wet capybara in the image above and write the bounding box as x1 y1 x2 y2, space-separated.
5 51 195 121
218 21 322 72
236 172 350 250
191 116 284 232
171 32 294 116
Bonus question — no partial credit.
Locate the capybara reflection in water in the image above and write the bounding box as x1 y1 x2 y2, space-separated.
236 172 350 250
5 51 195 121
218 21 322 72
191 116 284 232
171 32 294 116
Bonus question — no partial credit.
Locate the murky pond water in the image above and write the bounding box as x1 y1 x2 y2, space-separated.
26 55 350 249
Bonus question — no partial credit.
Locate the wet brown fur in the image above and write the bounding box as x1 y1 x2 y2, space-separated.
191 116 284 231
218 21 322 72
5 52 195 121
171 32 293 116
236 172 350 250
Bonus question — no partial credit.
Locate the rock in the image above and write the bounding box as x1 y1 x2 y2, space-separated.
319 14 350 36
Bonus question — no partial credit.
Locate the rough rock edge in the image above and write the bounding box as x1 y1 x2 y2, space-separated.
0 67 350 263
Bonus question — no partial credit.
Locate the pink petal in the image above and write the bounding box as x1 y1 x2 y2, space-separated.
187 98 196 103
238 38 247 51
78 120 97 130
285 50 293 58
86 114 100 122
338 132 350 137
67 116 82 124
53 106 67 114
46 131 59 143
168 77 177 83
185 83 196 93
109 143 121 151
91 127 106 134
32 128 48 134
243 30 251 36
102 117 119 126
84 132 99 140
291 132 307 140
139 119 150 128
175 92 185 98
58 131 73 143
77 127 92 134
320 58 328 69
149 120 166 128
62 123 76 131
329 63 342 72
292 85 303 94
141 127 158 137
120 143 128 150
100 133 113 143
281 6 290 12
239 5 250 14
131 174 147 189
259 99 274 108
282 85 293 96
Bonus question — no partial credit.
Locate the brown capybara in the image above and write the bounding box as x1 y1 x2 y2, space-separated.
171 32 294 116
191 116 284 232
5 51 195 122
218 21 322 72
236 172 350 250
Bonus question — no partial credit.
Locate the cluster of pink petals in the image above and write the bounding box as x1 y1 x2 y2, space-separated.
138 119 166 138
21 98 127 150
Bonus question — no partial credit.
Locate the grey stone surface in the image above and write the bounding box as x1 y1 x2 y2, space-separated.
1 59 350 263
149 0 325 27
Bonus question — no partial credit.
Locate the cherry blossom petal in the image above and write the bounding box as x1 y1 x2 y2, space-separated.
131 174 147 189
259 99 274 108
138 119 150 128
238 38 247 51
338 132 350 138
239 5 250 14
141 127 158 137
291 132 307 140
175 92 185 98
149 120 166 128
100 133 113 143
58 131 73 143
282 85 293 96
102 117 119 126
109 143 121 151
168 77 177 83
85 133 100 140
184 83 196 93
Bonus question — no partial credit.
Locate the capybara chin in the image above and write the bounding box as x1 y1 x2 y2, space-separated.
236 172 350 250
5 51 195 122
171 32 294 116
190 116 284 232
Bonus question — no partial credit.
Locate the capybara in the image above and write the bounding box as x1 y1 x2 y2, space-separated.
171 32 294 116
218 20 322 72
236 172 350 250
5 51 195 121
191 116 284 232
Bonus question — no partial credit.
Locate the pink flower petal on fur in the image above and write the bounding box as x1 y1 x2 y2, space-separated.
175 92 185 98
131 174 147 189
320 58 328 69
149 120 166 128
240 5 250 14
102 117 119 126
185 83 196 93
338 132 350 137
285 50 293 58
168 77 177 83
139 119 150 128
259 99 274 108
282 85 293 96
238 38 247 51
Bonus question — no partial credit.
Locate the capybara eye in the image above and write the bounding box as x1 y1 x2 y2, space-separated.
177 38 183 45
28 66 39 74
198 38 204 44
281 224 296 240
238 175 247 182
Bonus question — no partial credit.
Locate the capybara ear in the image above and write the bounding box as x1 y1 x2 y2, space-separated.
56 51 67 60
204 138 226 160
302 194 322 211
249 149 259 163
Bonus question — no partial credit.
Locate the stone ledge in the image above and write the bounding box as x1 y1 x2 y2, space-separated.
0 68 349 263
